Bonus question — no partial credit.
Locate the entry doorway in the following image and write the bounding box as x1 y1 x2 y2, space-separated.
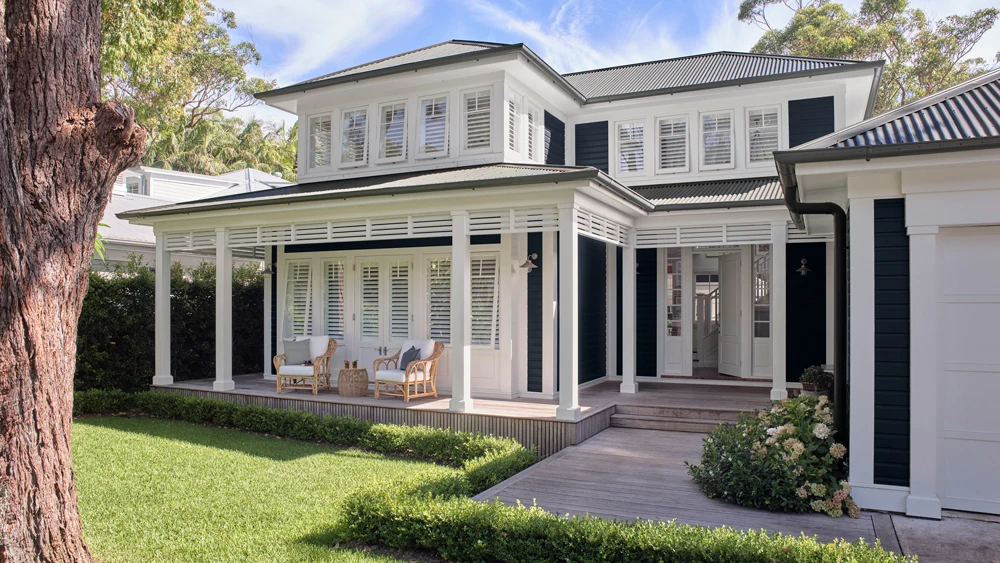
355 255 412 379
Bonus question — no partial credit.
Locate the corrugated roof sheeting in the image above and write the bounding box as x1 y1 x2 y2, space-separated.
632 177 783 208
834 78 1000 147
301 41 503 85
564 52 856 98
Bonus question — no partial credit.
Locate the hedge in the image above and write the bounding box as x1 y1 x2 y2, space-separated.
340 481 913 563
76 256 264 392
73 389 535 494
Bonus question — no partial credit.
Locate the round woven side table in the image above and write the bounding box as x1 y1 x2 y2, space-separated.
337 367 369 397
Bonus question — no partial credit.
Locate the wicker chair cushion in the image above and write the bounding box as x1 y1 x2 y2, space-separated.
278 365 316 376
375 367 425 382
304 336 331 362
401 339 435 360
400 346 420 371
283 339 311 365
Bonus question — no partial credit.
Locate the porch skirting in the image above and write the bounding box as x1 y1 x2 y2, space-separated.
155 386 613 458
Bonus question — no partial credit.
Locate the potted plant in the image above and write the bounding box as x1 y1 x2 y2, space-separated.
800 365 833 396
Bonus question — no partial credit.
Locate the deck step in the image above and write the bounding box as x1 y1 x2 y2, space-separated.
610 414 732 433
614 404 744 421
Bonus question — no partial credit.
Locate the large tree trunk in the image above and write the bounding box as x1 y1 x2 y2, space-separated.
0 1 144 561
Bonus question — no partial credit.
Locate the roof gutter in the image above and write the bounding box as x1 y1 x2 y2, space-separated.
863 64 884 119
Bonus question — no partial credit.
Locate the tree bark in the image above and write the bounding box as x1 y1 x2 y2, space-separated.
0 1 145 561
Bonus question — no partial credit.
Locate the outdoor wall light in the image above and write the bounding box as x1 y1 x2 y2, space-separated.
520 253 539 272
261 262 278 276
795 258 811 277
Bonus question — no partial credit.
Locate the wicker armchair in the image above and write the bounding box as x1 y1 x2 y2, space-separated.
273 337 337 395
373 340 444 402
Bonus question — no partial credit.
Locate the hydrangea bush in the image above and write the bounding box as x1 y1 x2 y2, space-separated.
687 395 858 518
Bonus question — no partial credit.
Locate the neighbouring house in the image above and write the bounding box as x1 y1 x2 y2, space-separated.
119 40 998 519
97 166 291 270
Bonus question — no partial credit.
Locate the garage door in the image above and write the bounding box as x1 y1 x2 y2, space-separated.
938 226 1000 514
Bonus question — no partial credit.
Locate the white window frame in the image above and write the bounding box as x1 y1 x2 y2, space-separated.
745 105 781 167
339 106 369 168
655 114 689 174
614 119 646 178
322 259 347 341
307 113 334 170
376 100 408 164
416 93 449 159
525 101 543 163
281 259 314 340
699 109 735 171
461 87 493 155
505 89 523 154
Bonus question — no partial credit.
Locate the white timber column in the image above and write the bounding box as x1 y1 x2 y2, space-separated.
620 239 637 393
740 245 754 378
556 204 581 420
214 228 235 391
153 234 173 385
681 247 694 377
606 242 618 378
907 225 942 519
449 211 473 412
848 198 876 491
497 234 513 397
770 222 788 400
511 233 528 395
263 245 273 379
541 230 557 397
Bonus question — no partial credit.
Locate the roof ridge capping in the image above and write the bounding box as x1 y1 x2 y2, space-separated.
563 50 867 77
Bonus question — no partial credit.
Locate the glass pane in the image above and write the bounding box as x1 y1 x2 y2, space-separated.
666 248 682 337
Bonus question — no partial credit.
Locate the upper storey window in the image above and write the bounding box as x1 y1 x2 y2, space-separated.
418 95 448 157
526 103 542 162
747 106 780 164
340 108 368 166
506 91 522 152
378 101 407 161
616 121 645 175
309 115 333 168
463 89 492 151
700 110 734 170
656 115 688 173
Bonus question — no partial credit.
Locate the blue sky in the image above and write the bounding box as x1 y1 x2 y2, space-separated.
215 0 1000 124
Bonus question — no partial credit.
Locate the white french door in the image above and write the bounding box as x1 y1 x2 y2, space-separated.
356 255 411 378
718 252 741 376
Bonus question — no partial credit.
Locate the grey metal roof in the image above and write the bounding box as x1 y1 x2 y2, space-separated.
564 52 869 100
101 193 177 245
631 177 783 210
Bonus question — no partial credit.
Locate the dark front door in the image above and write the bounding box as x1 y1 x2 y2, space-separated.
786 242 827 382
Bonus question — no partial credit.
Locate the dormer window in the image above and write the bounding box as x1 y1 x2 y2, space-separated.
125 175 147 195
506 91 522 152
616 121 645 175
309 115 333 168
700 110 734 170
747 106 780 164
378 101 407 161
418 95 448 157
463 89 492 151
526 103 542 162
340 108 368 166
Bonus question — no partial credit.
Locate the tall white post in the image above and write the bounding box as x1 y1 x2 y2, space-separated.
681 247 694 377
214 228 235 391
541 231 557 397
620 240 637 393
556 204 581 420
740 245 754 378
770 223 788 400
606 242 618 378
449 211 473 412
848 199 876 488
907 226 941 519
498 234 513 397
153 234 173 385
511 233 528 395
263 245 273 379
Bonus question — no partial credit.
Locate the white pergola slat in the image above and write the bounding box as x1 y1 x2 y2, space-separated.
634 222 773 248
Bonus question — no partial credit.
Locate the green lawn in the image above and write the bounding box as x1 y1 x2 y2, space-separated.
73 417 458 563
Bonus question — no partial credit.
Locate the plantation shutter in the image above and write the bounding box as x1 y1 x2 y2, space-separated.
748 107 779 163
419 96 448 156
507 93 522 152
463 90 491 150
617 122 644 173
283 261 313 338
427 257 451 343
389 261 410 341
657 116 687 171
324 260 346 340
702 111 734 167
359 262 380 342
526 104 542 162
379 102 407 160
341 109 368 164
309 116 332 168
470 254 500 348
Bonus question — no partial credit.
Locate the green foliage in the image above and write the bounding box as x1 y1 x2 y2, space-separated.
75 256 263 392
688 396 856 518
340 479 912 563
72 389 535 495
800 365 834 389
740 0 1000 114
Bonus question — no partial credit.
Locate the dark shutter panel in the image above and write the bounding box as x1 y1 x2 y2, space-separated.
575 121 609 173
635 249 658 377
270 246 278 368
788 96 835 147
616 246 623 376
527 232 543 392
544 111 566 165
577 236 606 383
873 198 910 486
786 242 827 381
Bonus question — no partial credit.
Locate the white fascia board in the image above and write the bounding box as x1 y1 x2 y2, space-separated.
793 146 1000 177
501 61 578 118
137 167 236 188
635 205 789 228
574 188 642 224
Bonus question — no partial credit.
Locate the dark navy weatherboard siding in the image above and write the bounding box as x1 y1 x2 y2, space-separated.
575 121 609 173
785 242 827 382
788 96 835 148
284 235 500 254
577 236 606 383
544 112 566 165
873 199 910 487
270 246 277 370
636 249 658 377
527 232 543 393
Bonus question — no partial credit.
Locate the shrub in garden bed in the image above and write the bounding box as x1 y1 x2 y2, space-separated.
687 395 856 517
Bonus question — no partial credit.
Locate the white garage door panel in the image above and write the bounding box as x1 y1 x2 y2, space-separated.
939 227 1000 515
